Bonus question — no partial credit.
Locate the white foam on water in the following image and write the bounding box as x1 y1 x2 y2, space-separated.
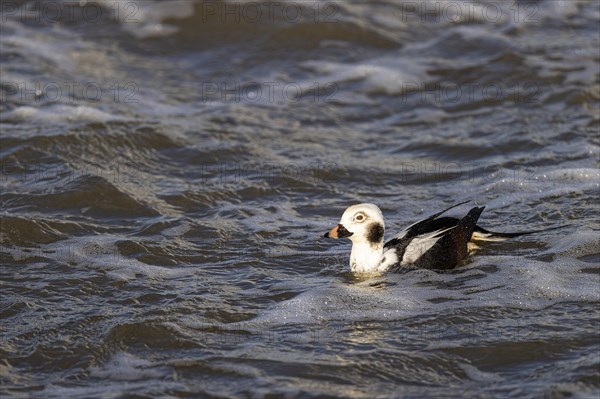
88 352 162 380
1 105 122 124
253 276 435 326
43 352 183 399
97 0 194 38
544 168 600 182
255 230 599 328
458 363 503 382
8 236 197 282
0 20 78 71
532 0 586 21
127 90 212 118
471 256 599 308
301 57 427 96
541 230 600 258
481 167 599 208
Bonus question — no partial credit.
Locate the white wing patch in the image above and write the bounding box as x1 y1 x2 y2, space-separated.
391 200 469 241
401 227 455 265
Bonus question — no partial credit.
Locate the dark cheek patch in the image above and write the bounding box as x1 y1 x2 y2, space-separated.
367 223 384 245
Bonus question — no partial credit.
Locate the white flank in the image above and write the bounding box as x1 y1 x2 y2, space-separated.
378 248 399 272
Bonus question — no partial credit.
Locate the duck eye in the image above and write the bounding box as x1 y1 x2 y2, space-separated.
355 214 365 222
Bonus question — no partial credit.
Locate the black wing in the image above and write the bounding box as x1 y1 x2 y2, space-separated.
384 200 470 249
411 206 485 270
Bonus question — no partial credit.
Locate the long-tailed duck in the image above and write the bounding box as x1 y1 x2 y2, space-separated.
323 201 560 273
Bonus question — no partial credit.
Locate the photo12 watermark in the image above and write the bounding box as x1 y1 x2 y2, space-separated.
192 161 340 186
0 1 340 25
1 81 139 105
199 1 339 24
188 317 540 349
1 1 139 24
396 1 539 24
0 1 540 26
396 162 540 185
217 241 348 269
1 161 140 185
1 241 124 264
198 81 338 104
400 81 540 105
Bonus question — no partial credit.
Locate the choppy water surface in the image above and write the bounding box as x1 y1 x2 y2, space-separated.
1 1 599 398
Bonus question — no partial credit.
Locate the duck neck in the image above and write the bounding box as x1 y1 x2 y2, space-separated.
349 240 384 273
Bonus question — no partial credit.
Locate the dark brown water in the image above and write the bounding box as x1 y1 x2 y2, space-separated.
1 1 599 398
